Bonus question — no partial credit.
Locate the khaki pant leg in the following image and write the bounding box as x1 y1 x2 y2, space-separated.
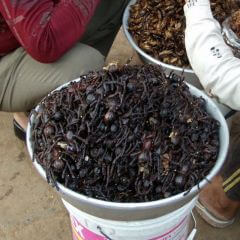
0 43 104 112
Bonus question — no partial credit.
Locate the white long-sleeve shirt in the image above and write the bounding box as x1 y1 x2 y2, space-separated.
184 0 240 110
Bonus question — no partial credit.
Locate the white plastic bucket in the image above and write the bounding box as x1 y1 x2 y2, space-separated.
27 77 228 240
62 197 198 240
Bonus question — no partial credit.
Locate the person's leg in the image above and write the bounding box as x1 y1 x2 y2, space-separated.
221 136 240 202
13 112 28 130
81 0 130 57
197 135 240 223
0 43 105 129
199 176 240 220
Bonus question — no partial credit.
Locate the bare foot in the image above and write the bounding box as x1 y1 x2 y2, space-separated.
199 176 240 220
13 112 28 131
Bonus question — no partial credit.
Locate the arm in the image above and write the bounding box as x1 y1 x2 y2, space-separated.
0 19 19 54
0 0 100 63
184 0 240 110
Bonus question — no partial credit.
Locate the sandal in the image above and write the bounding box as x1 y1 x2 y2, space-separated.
195 199 235 228
13 119 26 141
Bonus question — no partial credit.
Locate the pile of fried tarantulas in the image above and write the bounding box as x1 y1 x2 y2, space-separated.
30 64 220 203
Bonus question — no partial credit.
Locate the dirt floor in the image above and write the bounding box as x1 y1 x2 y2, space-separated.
0 29 240 240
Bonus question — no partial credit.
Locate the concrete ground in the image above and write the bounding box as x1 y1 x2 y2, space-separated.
0 29 240 240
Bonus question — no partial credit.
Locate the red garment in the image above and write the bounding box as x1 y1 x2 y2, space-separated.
0 0 100 62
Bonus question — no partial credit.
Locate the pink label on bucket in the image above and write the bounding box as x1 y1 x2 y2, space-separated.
71 215 108 240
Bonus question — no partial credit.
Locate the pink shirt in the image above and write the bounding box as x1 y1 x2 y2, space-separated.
0 0 100 62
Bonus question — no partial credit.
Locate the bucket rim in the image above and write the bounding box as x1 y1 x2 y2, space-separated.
122 0 194 74
26 77 229 210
